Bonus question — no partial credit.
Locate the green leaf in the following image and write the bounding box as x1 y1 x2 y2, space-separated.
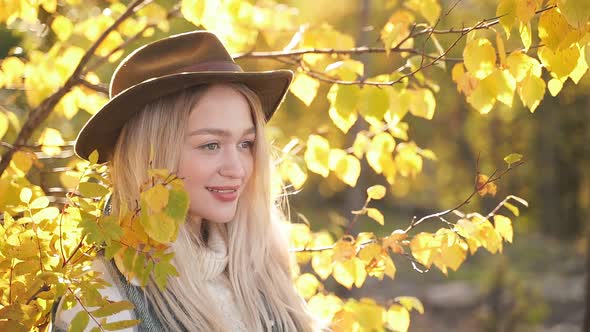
68 310 89 332
140 209 177 244
165 188 190 222
154 261 179 291
104 241 123 260
504 153 523 165
79 182 110 198
90 300 135 317
89 149 99 165
122 247 136 272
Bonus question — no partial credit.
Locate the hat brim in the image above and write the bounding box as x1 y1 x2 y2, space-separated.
74 70 293 163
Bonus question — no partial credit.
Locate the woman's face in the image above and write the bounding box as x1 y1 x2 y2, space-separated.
178 84 255 224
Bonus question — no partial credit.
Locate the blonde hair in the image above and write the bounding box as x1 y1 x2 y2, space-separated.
109 83 318 331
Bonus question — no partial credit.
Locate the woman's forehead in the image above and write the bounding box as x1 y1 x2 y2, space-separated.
186 85 254 134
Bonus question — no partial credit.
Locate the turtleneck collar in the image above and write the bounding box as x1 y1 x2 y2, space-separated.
192 222 229 281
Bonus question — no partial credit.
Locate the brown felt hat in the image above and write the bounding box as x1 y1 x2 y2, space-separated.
74 30 293 163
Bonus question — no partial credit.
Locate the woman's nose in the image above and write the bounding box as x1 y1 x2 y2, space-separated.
219 149 246 178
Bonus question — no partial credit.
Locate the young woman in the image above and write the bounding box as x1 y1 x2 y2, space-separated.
51 30 320 331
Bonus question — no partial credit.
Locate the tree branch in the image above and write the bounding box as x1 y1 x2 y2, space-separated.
0 0 149 177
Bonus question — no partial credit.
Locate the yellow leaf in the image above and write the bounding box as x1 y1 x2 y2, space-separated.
332 258 366 289
32 207 60 223
516 0 540 23
334 154 361 187
290 73 319 107
408 88 436 120
518 21 532 52
279 159 307 190
383 254 397 279
366 132 396 174
89 150 99 165
504 153 523 165
404 0 441 25
503 201 520 216
51 16 74 41
496 33 507 66
395 143 423 178
367 185 386 200
472 215 503 254
304 135 330 177
538 8 583 51
333 239 356 262
1 57 25 87
558 0 590 28
290 223 312 249
497 0 517 37
325 60 364 80
142 184 169 213
333 259 355 289
328 149 347 171
506 52 542 82
295 273 320 300
440 239 468 271
0 112 8 139
327 84 359 134
181 0 206 26
331 310 357 332
307 294 343 323
357 242 382 265
29 196 49 209
395 296 424 314
381 10 415 54
20 187 32 204
386 88 411 123
494 215 514 243
451 63 478 96
538 44 581 79
38 128 65 156
79 182 109 197
547 78 564 96
352 132 371 159
463 38 497 79
476 174 497 197
410 232 439 268
518 72 546 113
366 208 385 226
10 150 34 176
140 211 177 244
386 304 410 332
358 86 390 125
311 250 334 280
569 48 589 84
41 0 57 13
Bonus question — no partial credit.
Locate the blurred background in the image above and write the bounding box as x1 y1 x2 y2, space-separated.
1 0 589 331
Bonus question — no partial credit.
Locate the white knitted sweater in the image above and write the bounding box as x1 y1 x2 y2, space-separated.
54 224 248 331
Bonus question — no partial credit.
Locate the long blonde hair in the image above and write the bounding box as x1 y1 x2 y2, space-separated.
108 83 318 331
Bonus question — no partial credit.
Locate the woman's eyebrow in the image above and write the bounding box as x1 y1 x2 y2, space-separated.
187 127 255 137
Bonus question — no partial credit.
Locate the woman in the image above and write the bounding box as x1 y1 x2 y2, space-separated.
52 30 320 331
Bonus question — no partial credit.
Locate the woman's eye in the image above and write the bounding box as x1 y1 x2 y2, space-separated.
240 140 254 149
201 142 219 151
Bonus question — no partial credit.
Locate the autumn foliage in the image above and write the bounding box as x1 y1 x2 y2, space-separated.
0 0 589 331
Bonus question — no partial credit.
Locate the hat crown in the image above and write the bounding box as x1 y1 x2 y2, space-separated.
110 31 239 98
